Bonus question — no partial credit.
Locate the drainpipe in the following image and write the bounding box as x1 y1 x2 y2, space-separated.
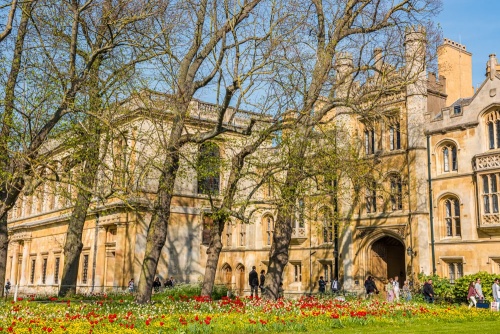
91 211 99 293
426 134 436 274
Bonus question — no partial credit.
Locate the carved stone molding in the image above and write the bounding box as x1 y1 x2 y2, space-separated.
474 152 500 171
356 225 406 240
10 231 32 241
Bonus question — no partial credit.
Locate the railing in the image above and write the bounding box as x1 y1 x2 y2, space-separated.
479 213 500 234
291 227 307 244
473 152 500 171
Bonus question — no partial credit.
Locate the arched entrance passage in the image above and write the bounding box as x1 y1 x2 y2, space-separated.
235 264 245 296
370 236 405 289
221 264 232 288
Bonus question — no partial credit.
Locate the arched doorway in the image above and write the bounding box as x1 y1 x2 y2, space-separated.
221 264 232 288
370 236 405 290
235 264 245 296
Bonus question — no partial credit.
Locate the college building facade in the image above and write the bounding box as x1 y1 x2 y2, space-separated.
6 35 500 296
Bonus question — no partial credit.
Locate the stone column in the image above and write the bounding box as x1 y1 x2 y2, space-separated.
94 226 107 292
9 241 19 284
114 223 127 289
19 240 31 286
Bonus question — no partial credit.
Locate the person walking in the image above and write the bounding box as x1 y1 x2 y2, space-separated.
467 281 477 308
4 280 11 296
318 276 326 294
402 280 412 301
331 277 339 294
474 278 484 300
492 278 500 303
153 277 161 293
393 276 400 302
386 278 395 302
128 278 135 293
423 279 435 303
364 276 378 298
259 270 266 295
249 266 259 297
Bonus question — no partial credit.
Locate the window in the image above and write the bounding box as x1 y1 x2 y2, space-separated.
202 216 213 246
107 228 117 243
444 198 461 237
389 123 401 150
482 173 499 214
442 144 458 172
293 263 302 282
389 174 403 211
453 105 461 115
42 258 48 284
30 258 36 284
239 224 246 246
448 262 463 283
489 122 495 149
365 181 377 213
225 222 232 247
264 216 274 246
82 254 89 284
485 112 500 150
54 257 60 284
364 128 375 155
197 142 221 195
320 208 333 243
297 199 305 228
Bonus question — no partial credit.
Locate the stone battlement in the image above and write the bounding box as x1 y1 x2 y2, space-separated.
443 38 467 51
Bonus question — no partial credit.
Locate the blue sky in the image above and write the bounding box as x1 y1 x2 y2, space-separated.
436 0 500 89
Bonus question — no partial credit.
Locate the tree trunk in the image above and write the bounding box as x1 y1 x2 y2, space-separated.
0 215 9 297
264 207 293 299
135 147 180 303
0 1 33 295
58 147 100 297
200 218 225 296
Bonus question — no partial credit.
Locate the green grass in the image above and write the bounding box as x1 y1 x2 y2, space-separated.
310 319 498 333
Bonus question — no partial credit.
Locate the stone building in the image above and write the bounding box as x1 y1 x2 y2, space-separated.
6 34 500 297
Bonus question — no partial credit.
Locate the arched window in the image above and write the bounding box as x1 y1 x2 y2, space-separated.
485 111 500 150
389 174 403 211
444 198 461 237
263 216 274 246
225 222 233 247
197 142 221 195
441 143 458 172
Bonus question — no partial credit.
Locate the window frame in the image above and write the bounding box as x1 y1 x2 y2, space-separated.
81 254 89 284
443 198 461 237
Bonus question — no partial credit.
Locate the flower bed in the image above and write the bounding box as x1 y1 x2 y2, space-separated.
0 295 498 333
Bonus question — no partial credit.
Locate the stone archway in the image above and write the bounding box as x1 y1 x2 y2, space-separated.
221 263 232 288
235 264 245 296
370 236 405 291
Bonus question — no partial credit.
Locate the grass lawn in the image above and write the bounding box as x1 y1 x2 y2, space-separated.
313 319 498 333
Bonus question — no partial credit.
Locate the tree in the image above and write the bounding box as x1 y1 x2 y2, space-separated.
262 0 441 299
54 0 166 296
0 0 157 293
134 0 288 303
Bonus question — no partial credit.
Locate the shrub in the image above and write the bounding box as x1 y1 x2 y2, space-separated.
418 273 454 303
158 283 228 301
454 271 498 302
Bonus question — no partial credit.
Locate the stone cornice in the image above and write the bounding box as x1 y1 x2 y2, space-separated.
425 121 479 135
